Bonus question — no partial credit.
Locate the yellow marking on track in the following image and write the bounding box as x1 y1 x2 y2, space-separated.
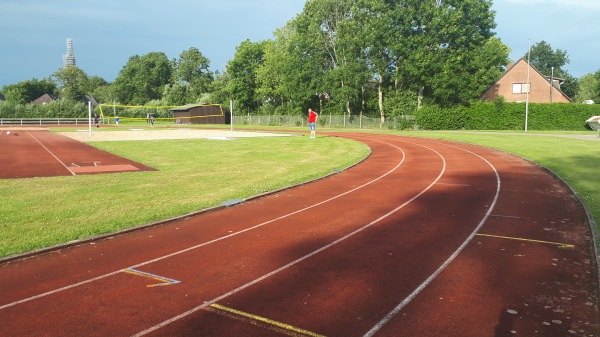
209 303 326 337
476 233 574 249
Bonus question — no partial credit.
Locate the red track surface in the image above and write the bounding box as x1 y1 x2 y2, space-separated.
0 129 155 178
0 132 598 337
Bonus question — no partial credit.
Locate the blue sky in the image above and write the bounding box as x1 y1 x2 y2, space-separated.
0 0 598 89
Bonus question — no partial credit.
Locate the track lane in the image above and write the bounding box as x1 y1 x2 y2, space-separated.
0 130 155 179
140 135 501 337
1 135 449 336
0 130 73 178
0 133 597 337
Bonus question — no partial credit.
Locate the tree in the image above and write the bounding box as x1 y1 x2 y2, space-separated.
594 70 600 102
227 40 268 112
165 47 214 104
207 71 232 107
52 66 91 101
292 0 371 121
93 84 118 106
113 52 172 105
87 76 108 94
2 78 57 104
524 41 569 78
250 0 509 121
392 0 502 107
574 72 599 103
524 40 577 98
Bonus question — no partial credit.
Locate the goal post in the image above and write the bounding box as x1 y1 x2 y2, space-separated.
97 104 226 126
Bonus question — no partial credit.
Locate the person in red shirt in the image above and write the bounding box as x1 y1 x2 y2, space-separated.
308 108 318 138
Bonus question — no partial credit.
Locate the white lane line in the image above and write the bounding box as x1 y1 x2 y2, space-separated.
0 138 407 311
363 141 502 337
27 131 75 176
132 139 447 337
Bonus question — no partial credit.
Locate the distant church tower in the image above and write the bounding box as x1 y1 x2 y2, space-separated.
63 38 76 67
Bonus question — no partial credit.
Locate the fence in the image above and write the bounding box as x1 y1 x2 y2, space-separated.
0 115 415 130
0 118 92 126
233 114 413 130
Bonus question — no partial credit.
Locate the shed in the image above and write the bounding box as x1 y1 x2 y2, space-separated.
169 104 227 125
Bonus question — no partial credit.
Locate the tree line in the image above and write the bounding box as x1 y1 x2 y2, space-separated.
2 0 600 126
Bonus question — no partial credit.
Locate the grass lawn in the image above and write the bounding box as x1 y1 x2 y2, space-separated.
401 130 600 237
0 133 369 258
1 126 599 259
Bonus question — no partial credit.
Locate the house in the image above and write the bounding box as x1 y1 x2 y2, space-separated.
481 58 571 103
83 95 99 107
169 104 227 124
31 93 58 105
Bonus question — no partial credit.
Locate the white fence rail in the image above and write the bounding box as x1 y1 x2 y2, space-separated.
0 118 92 126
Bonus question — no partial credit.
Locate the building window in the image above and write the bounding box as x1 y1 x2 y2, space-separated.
512 83 530 94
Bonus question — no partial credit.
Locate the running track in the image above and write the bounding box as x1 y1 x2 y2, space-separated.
0 132 598 336
0 129 155 178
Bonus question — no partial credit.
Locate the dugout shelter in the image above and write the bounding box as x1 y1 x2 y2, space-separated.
169 104 228 125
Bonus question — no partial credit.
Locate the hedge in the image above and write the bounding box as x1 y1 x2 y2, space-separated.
415 101 600 131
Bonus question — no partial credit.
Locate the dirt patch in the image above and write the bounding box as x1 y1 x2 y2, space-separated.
59 129 294 142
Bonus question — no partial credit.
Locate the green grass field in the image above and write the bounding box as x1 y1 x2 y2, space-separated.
1 126 599 259
402 130 600 225
0 132 369 258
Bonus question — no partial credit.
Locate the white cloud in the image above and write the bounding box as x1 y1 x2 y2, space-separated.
504 0 600 10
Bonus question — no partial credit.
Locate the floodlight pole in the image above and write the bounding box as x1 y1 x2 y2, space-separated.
525 39 531 133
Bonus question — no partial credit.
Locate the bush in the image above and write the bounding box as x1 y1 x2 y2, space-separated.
415 101 600 131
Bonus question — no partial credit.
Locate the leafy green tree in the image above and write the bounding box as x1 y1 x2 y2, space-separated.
207 71 232 107
113 52 172 105
574 72 599 103
524 40 577 98
2 78 57 104
52 66 90 101
525 41 569 77
558 74 578 100
594 70 600 102
165 47 214 104
227 40 268 112
92 84 116 104
393 0 502 107
292 0 371 120
87 76 108 94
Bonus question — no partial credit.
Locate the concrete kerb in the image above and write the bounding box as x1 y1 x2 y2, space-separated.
0 134 371 265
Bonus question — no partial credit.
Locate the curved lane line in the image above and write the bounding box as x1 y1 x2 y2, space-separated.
363 140 502 337
131 138 448 337
0 138 406 311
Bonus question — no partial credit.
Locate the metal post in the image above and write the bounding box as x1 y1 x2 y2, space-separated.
230 100 234 132
525 40 531 132
88 101 92 136
550 67 554 103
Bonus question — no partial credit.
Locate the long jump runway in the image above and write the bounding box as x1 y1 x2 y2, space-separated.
0 129 155 178
0 133 598 336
